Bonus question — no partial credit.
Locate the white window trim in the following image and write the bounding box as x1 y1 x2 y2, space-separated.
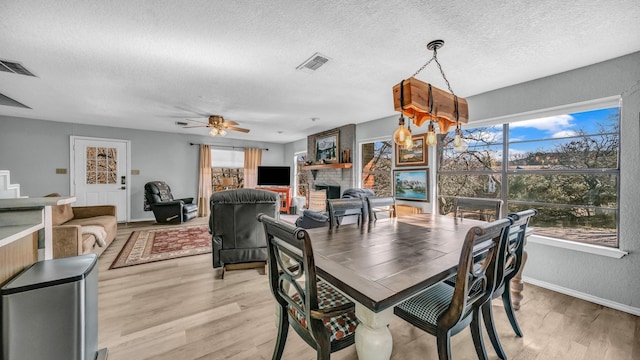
470 95 621 127
528 234 628 259
357 136 391 189
293 151 306 197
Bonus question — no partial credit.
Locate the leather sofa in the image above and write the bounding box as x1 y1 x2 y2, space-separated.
46 193 117 258
145 181 198 223
209 188 279 271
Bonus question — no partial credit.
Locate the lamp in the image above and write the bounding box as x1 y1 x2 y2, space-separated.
393 114 411 145
392 40 468 150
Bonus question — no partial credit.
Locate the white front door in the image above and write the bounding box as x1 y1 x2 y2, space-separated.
70 136 129 222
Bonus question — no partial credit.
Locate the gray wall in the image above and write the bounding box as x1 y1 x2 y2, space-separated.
466 52 640 309
0 117 286 220
283 51 640 309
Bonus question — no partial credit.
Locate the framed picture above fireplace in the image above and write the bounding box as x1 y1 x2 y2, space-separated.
314 131 339 163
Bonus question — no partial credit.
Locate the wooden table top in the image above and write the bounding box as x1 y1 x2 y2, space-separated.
306 213 485 312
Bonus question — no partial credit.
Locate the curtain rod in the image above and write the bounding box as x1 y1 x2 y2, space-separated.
189 142 269 151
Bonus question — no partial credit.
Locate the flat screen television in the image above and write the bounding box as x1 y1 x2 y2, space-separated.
257 166 291 186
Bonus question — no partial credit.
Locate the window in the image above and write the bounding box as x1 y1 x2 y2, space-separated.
361 139 393 196
294 153 308 199
211 149 244 191
437 104 620 248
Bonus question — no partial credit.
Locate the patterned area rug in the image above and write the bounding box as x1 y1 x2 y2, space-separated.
110 225 211 269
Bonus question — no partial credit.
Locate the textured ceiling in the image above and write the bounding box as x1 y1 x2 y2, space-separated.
1 0 639 143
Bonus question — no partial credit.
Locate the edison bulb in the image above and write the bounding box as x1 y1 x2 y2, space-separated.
425 122 437 146
453 128 468 153
404 134 413 150
393 116 411 145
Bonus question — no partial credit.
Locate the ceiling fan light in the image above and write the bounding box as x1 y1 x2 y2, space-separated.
218 128 227 136
209 129 217 137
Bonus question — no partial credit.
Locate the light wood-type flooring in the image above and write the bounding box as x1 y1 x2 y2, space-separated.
98 218 640 359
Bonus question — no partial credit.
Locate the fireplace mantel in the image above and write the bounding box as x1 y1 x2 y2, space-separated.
300 163 352 171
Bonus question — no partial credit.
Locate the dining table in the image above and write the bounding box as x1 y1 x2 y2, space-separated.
305 213 489 360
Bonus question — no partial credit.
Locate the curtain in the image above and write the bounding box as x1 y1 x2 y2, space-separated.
197 145 212 217
244 148 262 188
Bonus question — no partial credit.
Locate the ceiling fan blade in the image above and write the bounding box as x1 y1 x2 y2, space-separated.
182 125 209 128
223 120 239 126
227 126 250 133
185 118 210 125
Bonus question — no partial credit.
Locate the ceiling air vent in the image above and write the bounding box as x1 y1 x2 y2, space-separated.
0 59 36 77
0 92 31 109
296 52 330 73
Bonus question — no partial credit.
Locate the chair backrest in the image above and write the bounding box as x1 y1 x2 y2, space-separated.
498 209 537 288
209 189 278 266
308 189 327 212
258 214 325 347
326 198 365 229
439 217 512 330
144 181 174 205
366 196 396 221
454 197 503 222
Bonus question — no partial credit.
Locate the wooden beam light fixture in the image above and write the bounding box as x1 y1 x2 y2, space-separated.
392 40 469 151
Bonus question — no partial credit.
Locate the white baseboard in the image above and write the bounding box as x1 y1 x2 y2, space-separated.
523 276 640 316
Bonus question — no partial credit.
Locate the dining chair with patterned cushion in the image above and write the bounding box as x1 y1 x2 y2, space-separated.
257 214 358 360
394 217 512 360
454 197 503 222
366 196 396 222
481 209 537 359
326 198 365 229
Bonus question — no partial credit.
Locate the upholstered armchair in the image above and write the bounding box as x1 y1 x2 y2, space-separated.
144 181 198 224
209 188 279 277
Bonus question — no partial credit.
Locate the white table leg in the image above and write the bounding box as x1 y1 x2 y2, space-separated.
355 304 393 360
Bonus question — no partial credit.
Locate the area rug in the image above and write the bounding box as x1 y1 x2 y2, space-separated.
110 225 211 269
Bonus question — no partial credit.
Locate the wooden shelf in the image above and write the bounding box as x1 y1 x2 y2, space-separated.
301 163 353 170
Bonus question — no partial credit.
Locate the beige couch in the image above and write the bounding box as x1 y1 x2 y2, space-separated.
48 194 117 258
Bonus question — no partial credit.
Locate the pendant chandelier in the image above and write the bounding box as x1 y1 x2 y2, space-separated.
392 40 469 152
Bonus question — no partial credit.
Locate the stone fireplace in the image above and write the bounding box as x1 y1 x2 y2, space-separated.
302 124 356 198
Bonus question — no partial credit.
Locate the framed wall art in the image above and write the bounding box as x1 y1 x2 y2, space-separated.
395 133 427 167
394 168 429 202
315 131 339 163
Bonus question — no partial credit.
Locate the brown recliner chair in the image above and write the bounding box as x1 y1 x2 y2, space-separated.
209 188 279 278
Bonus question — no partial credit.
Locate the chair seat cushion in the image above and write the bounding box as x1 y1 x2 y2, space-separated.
394 283 453 333
289 281 358 342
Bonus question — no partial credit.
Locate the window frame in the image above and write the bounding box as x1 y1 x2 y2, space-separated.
436 96 627 258
358 136 393 197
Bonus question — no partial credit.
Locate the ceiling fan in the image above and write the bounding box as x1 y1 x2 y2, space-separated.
182 115 250 137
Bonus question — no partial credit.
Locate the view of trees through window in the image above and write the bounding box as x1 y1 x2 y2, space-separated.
295 153 309 199
361 139 393 196
437 106 620 247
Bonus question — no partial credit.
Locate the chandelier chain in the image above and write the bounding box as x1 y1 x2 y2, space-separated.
412 48 456 96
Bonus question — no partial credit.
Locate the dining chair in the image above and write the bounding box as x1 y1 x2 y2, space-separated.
394 217 512 360
326 198 365 229
366 196 396 222
481 209 537 359
257 214 358 360
454 197 503 222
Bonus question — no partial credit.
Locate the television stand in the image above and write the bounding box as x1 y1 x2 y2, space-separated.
257 187 292 214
